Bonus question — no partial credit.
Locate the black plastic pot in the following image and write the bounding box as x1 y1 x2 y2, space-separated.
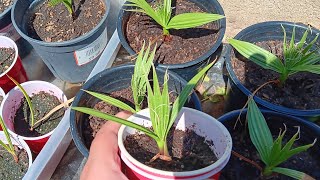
117 0 226 81
0 1 31 58
218 109 320 179
70 64 202 157
11 0 110 83
224 21 320 121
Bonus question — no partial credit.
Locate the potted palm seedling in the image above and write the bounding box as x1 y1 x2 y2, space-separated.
118 0 226 80
70 43 202 157
11 0 110 83
1 77 68 153
225 21 320 121
0 115 33 179
218 98 319 179
72 50 232 179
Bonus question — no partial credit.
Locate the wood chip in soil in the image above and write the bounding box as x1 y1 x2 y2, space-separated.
26 0 105 42
220 116 320 179
231 40 320 110
0 47 15 74
0 145 29 179
14 91 65 137
125 0 220 64
0 0 13 14
124 128 217 171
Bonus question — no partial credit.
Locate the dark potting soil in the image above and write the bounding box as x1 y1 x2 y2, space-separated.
0 145 29 179
220 116 320 180
14 91 65 137
26 0 106 42
0 0 13 14
0 47 15 74
124 128 217 171
231 40 320 110
125 0 220 64
84 87 136 148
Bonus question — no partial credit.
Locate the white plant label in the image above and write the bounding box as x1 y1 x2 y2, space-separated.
74 28 108 66
0 23 21 41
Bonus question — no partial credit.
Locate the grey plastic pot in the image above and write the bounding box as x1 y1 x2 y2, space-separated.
11 0 110 83
117 0 226 81
224 21 320 121
70 64 202 157
0 1 32 58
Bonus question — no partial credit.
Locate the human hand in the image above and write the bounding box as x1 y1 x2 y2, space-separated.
81 111 132 180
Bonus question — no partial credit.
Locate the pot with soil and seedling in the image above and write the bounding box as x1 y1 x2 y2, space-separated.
0 36 28 93
118 0 226 81
218 98 319 179
11 0 110 83
1 77 68 153
0 115 33 179
70 44 202 157
225 21 320 121
72 46 232 179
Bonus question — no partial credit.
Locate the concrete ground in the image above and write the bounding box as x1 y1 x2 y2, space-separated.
219 0 320 38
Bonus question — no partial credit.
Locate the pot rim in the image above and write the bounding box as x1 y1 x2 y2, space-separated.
225 21 320 116
118 107 232 177
117 0 226 69
11 0 110 47
0 80 68 140
0 36 19 78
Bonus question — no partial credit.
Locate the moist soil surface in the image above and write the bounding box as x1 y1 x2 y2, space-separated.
124 128 217 171
125 0 220 64
220 116 320 180
26 0 105 42
0 145 29 179
0 47 15 74
14 91 65 137
231 40 320 110
0 0 13 14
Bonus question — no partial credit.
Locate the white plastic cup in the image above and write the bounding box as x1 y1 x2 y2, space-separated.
118 107 232 180
0 81 67 153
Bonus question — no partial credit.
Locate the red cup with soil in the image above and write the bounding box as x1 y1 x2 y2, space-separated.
0 131 33 179
118 107 232 180
218 109 320 179
1 81 67 153
0 36 28 93
117 0 225 81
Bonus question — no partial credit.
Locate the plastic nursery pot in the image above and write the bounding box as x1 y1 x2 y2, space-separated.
218 109 320 179
0 131 33 177
0 36 28 93
117 0 226 81
0 81 67 154
118 107 232 180
224 21 320 120
70 64 202 157
11 0 110 83
0 2 31 58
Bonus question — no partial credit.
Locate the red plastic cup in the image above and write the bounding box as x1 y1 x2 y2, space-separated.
118 107 232 180
0 36 28 93
1 81 67 154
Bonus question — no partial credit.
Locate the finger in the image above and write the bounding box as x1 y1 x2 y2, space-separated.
97 110 133 135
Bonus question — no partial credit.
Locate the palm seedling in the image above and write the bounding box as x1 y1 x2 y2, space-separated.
49 0 75 18
247 98 317 179
125 0 224 36
0 116 18 163
72 44 214 160
229 25 320 86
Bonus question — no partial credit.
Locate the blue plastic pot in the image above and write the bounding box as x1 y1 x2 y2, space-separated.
0 2 31 58
117 0 226 81
11 0 110 83
70 64 202 157
218 109 320 179
224 21 320 121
